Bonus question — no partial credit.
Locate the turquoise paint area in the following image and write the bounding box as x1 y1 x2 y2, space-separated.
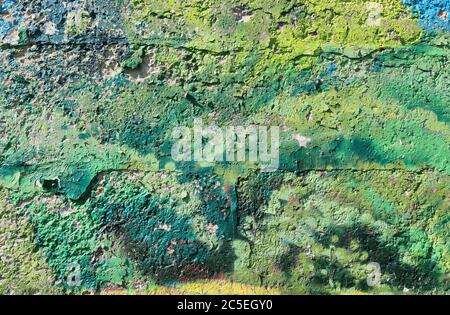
0 19 12 39
0 0 449 294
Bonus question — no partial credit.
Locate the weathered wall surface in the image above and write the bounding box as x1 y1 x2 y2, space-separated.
0 0 448 294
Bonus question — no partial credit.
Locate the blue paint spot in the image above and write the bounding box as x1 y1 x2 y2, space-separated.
0 0 16 14
403 0 450 32
0 1 25 40
328 63 336 76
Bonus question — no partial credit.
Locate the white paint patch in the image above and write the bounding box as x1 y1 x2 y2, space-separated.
239 15 253 23
43 21 58 36
292 134 312 148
